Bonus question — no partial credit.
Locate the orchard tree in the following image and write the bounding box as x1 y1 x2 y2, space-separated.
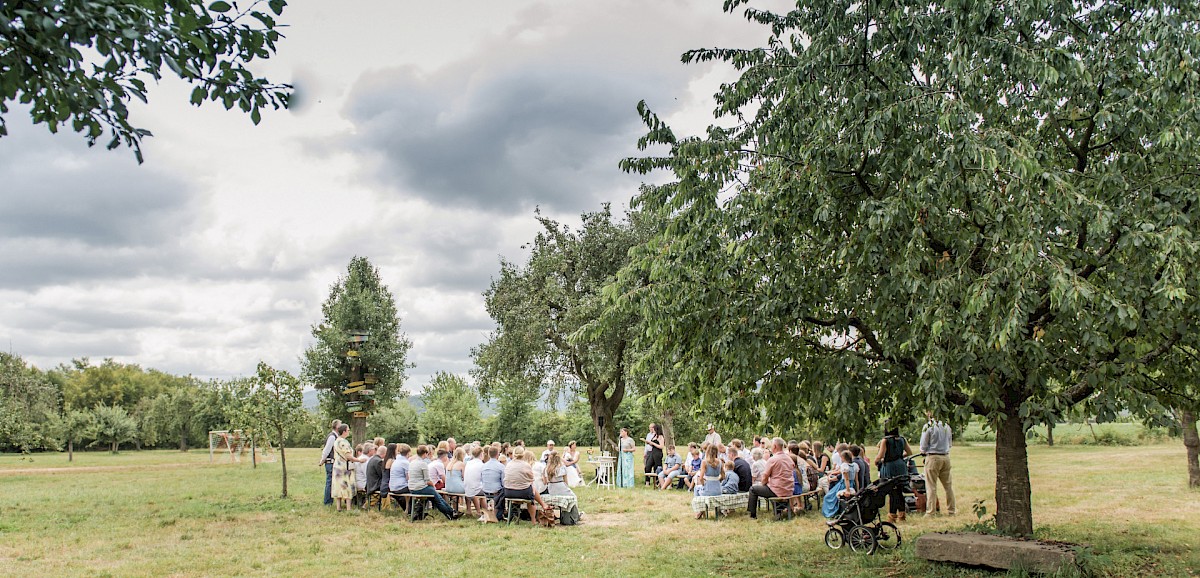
473 207 651 450
88 404 137 453
0 0 291 162
418 372 481 443
60 409 93 462
617 1 1200 535
302 256 411 446
0 352 61 452
227 363 305 497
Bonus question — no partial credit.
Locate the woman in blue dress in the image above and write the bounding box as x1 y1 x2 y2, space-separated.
694 445 725 518
617 428 636 488
445 447 466 494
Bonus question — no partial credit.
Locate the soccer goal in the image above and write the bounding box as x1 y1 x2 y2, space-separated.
209 430 276 463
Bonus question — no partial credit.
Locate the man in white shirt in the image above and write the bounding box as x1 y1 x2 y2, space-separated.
704 424 722 448
920 411 956 516
540 440 557 462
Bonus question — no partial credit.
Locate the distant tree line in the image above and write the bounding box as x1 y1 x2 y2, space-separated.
0 353 328 455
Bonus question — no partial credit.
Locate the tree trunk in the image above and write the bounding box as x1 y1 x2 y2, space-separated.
1182 409 1199 489
1045 419 1054 447
349 364 365 446
994 410 1034 536
590 398 618 452
179 426 189 452
111 441 119 454
279 425 288 498
68 440 74 462
251 433 257 469
660 407 676 450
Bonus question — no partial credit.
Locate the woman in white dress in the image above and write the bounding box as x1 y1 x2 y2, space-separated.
563 441 582 487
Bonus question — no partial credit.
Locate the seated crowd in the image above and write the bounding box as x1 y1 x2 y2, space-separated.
651 433 876 520
334 427 584 524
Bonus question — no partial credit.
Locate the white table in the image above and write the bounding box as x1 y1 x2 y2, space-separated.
587 456 615 489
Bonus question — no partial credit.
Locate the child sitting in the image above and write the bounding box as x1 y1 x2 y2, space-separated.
835 450 859 498
750 448 767 482
720 461 740 494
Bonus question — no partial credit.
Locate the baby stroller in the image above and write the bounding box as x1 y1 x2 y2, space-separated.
823 476 905 554
904 453 929 514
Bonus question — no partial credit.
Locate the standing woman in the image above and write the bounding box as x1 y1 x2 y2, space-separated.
331 424 367 512
875 426 913 523
617 428 636 488
644 424 665 483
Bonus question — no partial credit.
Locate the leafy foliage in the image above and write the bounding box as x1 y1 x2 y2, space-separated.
0 0 292 162
302 256 412 424
88 404 138 453
473 206 651 448
368 401 419 446
616 0 1200 534
0 352 61 452
225 362 305 496
418 372 481 443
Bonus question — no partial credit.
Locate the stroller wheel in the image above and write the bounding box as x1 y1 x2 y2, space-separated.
875 521 902 550
823 527 845 550
847 524 877 554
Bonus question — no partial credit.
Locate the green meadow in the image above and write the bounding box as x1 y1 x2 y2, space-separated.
1 443 1196 577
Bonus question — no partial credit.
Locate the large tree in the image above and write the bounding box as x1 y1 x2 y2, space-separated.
418 372 481 443
618 1 1200 535
0 352 61 452
473 207 650 450
302 256 411 446
0 0 291 162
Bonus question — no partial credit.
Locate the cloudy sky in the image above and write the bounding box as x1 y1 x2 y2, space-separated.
0 1 772 392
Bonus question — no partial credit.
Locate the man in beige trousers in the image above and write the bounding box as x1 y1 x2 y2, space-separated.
919 411 956 516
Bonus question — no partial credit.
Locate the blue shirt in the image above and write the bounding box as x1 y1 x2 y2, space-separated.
480 460 505 493
389 456 409 493
721 471 740 494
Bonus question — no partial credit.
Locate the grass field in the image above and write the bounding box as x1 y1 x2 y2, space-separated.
1 443 1196 577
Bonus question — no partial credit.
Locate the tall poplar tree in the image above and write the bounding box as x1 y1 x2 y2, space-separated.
302 256 411 446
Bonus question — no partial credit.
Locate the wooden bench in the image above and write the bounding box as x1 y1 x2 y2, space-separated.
438 491 468 512
504 498 533 525
642 473 659 486
393 493 434 522
763 496 794 520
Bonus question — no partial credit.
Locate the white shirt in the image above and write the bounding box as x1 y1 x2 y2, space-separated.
463 459 484 496
705 432 722 447
738 449 751 462
644 432 655 453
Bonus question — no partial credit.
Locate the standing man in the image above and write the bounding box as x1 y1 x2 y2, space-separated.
920 411 956 516
317 419 341 506
748 437 793 519
704 424 722 448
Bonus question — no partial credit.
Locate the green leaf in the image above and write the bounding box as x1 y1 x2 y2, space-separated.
209 1 233 13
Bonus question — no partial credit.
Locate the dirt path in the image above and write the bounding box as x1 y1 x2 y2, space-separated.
0 462 227 476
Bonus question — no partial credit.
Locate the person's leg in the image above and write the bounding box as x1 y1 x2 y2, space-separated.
323 463 333 505
939 456 955 514
925 456 942 515
413 486 455 517
494 489 507 521
748 484 775 519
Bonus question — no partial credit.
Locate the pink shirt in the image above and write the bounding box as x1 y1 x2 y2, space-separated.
764 451 794 498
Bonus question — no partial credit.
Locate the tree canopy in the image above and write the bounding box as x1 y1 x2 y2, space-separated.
617 0 1200 535
0 0 291 162
302 256 411 444
418 372 481 444
473 206 652 449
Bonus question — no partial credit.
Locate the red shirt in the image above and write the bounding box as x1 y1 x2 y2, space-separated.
764 451 794 497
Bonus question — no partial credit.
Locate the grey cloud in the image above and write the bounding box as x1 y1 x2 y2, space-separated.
340 5 701 215
0 125 198 247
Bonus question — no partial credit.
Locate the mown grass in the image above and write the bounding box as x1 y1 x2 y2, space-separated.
0 443 1196 577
